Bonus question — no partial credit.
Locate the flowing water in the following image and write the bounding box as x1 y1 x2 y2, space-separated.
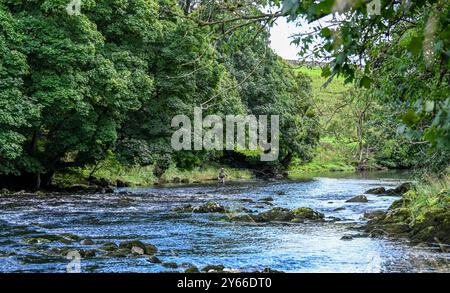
0 171 448 272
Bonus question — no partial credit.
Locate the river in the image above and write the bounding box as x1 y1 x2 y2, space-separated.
0 171 448 272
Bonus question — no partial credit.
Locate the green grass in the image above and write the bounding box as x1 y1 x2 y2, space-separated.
291 66 356 173
405 176 450 225
53 163 253 188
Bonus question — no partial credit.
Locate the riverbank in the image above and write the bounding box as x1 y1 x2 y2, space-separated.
363 177 450 247
50 165 253 190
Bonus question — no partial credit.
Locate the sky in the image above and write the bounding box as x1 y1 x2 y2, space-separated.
269 17 300 60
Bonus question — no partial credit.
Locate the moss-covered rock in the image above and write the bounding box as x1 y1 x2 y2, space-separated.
119 240 157 255
202 265 225 273
229 207 324 223
100 242 118 251
385 182 412 195
172 202 227 213
363 210 386 220
365 187 386 195
185 266 200 273
291 207 324 221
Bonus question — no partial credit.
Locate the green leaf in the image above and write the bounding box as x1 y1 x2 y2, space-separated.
359 76 372 88
320 27 332 38
407 36 423 57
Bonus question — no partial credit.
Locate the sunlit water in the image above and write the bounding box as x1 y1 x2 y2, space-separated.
0 172 448 272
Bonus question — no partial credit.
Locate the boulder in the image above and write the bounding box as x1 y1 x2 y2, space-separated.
172 202 227 213
119 240 157 255
365 187 386 195
291 207 324 221
363 210 386 220
229 207 324 223
346 195 368 203
162 262 178 269
258 207 294 222
385 182 412 195
100 242 118 251
202 265 224 273
192 202 226 213
79 249 96 258
185 266 200 273
80 238 95 245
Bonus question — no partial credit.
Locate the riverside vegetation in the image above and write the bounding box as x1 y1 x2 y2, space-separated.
0 0 449 262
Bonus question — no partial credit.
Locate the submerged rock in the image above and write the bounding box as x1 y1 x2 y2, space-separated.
104 250 128 258
148 256 162 263
258 197 274 202
162 262 178 269
340 235 353 241
346 195 368 203
24 234 80 245
260 268 284 273
119 240 157 255
333 207 346 211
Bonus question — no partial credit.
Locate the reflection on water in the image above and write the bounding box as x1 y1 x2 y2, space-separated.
0 171 448 272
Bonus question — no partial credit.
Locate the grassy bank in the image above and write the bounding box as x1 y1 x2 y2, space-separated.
53 164 253 188
291 66 357 174
365 176 450 246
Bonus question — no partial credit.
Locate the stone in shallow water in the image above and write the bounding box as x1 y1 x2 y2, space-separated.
172 202 227 213
365 187 386 195
229 207 324 223
119 240 157 255
80 238 94 245
100 242 118 251
340 235 353 241
201 265 224 273
162 262 178 269
185 266 200 273
148 256 162 263
346 195 368 203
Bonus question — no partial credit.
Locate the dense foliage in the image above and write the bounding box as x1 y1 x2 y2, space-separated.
0 0 318 189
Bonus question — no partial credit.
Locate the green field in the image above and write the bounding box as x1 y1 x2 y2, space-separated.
290 67 356 174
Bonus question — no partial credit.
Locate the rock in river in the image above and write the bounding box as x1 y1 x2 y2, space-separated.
230 207 324 223
365 187 386 195
346 195 368 203
172 202 227 213
119 240 157 255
